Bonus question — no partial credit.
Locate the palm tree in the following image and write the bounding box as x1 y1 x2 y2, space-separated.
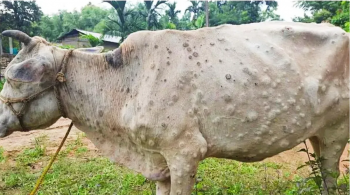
165 2 181 25
185 1 205 22
142 0 166 30
103 1 144 41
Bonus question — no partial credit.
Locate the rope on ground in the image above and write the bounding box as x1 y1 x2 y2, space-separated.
29 122 74 195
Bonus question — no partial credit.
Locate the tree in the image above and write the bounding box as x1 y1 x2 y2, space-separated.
39 15 56 41
139 0 166 30
78 3 109 32
104 0 167 40
177 11 193 30
103 1 145 41
0 1 43 36
208 1 280 26
205 0 209 27
185 1 205 23
259 1 281 22
38 10 79 41
165 2 181 27
38 3 109 41
158 2 181 30
159 15 176 29
293 1 349 31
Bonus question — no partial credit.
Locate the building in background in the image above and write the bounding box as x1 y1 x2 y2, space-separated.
57 29 121 50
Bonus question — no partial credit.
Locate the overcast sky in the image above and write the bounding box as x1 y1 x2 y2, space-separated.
35 0 306 22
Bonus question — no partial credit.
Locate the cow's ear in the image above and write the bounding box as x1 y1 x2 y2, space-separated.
75 46 104 53
6 60 48 83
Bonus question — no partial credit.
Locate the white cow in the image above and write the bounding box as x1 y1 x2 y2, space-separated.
0 21 348 195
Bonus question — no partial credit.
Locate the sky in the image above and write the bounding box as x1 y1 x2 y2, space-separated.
35 0 306 22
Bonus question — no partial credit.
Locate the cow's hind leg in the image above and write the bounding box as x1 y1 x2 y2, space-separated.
316 120 349 194
309 136 320 157
156 179 171 195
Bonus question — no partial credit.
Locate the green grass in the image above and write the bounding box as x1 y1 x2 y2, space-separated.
0 136 348 195
0 147 5 163
0 79 5 91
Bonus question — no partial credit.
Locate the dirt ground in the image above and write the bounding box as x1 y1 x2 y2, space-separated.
0 118 348 174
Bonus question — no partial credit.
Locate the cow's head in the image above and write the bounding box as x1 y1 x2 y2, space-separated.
0 30 102 137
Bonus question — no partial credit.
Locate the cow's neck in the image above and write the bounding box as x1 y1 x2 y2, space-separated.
58 49 129 132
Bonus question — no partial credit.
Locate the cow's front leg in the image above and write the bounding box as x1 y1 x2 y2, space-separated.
163 152 200 195
156 179 171 195
161 131 207 195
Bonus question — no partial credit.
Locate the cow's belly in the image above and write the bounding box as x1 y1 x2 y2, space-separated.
199 97 348 162
203 121 310 162
186 65 349 160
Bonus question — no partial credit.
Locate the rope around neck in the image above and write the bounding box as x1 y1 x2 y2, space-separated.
29 122 73 195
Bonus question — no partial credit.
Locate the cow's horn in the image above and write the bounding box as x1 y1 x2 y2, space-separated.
2 30 32 45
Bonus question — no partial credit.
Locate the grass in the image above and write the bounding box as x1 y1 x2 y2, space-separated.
0 135 348 195
0 79 5 91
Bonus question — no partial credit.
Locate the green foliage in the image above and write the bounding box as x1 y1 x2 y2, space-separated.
177 12 193 30
185 1 205 22
181 1 280 30
0 79 5 91
102 2 145 42
56 44 76 49
208 1 280 26
331 1 350 31
297 145 323 194
296 141 349 194
345 22 350 32
0 147 5 163
165 2 181 27
80 34 102 47
0 1 43 36
159 2 188 30
142 0 167 30
0 1 42 52
33 0 284 43
166 22 177 30
38 3 108 41
79 3 109 32
93 20 108 34
294 1 349 31
39 10 79 41
194 14 205 29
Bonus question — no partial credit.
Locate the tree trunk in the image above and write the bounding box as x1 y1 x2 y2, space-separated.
0 38 2 56
205 0 209 27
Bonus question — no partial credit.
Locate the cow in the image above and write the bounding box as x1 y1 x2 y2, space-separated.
0 21 348 195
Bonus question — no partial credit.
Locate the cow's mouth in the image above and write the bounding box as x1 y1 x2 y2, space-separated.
0 128 15 138
0 130 8 138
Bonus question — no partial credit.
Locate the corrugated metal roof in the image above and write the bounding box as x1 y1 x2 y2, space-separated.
59 29 121 43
